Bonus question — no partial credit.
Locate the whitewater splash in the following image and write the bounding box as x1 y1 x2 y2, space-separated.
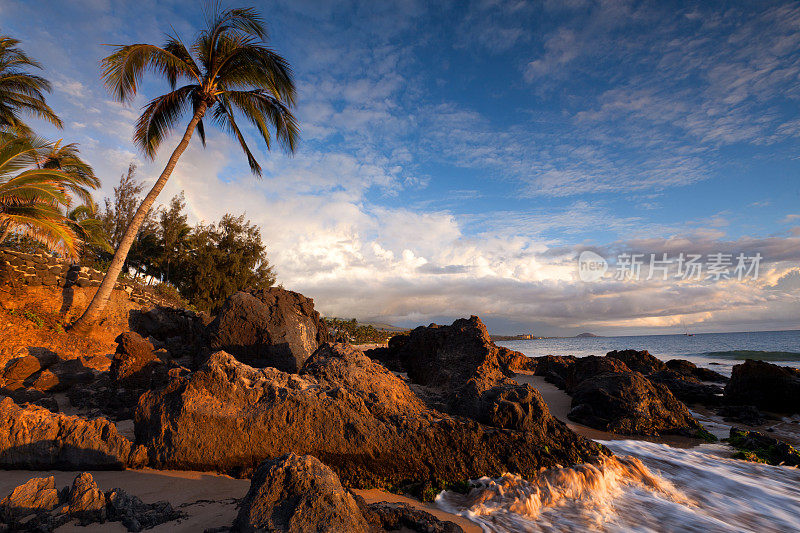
437 440 800 532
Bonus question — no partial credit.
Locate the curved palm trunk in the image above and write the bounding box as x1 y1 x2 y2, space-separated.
71 102 207 333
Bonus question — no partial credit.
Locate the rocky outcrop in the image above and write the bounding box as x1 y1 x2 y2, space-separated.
0 472 182 532
382 316 548 431
648 369 724 405
665 359 727 383
717 404 765 426
568 371 705 436
233 453 369 533
564 355 630 394
129 306 212 358
135 344 605 489
724 360 800 413
0 476 60 522
0 397 146 469
606 349 665 374
67 472 106 524
207 288 329 372
356 498 463 533
233 453 465 533
112 332 166 389
728 427 800 466
531 355 577 389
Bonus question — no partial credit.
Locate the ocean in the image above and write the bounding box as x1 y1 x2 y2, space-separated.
496 329 800 376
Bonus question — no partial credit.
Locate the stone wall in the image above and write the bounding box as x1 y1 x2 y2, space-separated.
0 249 175 308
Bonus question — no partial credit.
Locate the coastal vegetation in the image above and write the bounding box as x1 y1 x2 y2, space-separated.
72 5 298 331
323 317 400 344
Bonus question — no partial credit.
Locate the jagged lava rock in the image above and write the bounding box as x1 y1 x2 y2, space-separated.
532 355 577 389
233 453 369 533
207 288 329 372
112 331 166 389
67 472 106 524
568 371 705 436
385 316 552 431
724 359 800 413
0 397 146 469
648 369 724 405
665 359 727 383
135 344 605 487
564 355 630 394
0 476 60 520
606 349 665 374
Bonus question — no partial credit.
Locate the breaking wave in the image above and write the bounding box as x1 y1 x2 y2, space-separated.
436 440 800 532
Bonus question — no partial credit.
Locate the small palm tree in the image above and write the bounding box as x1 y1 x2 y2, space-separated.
0 134 78 255
0 37 62 135
72 6 298 331
67 201 113 259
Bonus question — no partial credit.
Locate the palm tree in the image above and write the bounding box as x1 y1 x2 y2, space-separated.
67 201 113 259
0 134 78 255
0 37 62 135
40 140 100 205
71 6 298 332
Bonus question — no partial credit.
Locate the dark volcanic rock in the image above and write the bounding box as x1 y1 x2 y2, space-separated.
665 359 727 383
385 316 548 431
67 472 106 524
2 355 41 385
532 355 577 389
136 344 605 488
724 360 800 413
568 371 704 436
728 427 800 466
606 349 665 374
648 369 724 405
233 453 369 533
718 405 766 426
207 288 329 372
355 496 464 533
105 488 183 532
0 397 146 469
564 355 630 394
112 332 166 389
130 305 211 358
0 476 60 521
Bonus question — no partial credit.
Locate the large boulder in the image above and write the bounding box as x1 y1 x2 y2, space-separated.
67 472 106 524
233 453 369 533
665 359 727 383
728 427 800 466
606 349 665 374
130 306 212 358
383 316 548 431
724 360 800 413
568 371 705 436
564 355 630 394
648 369 724 405
207 288 329 372
135 344 605 489
0 397 146 469
532 355 577 389
0 476 60 521
112 332 166 389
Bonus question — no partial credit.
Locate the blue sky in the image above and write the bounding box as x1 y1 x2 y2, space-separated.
2 0 799 334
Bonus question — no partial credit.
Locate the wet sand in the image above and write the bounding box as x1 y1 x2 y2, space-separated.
0 468 480 533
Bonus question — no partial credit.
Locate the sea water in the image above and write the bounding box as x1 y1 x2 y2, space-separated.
497 329 800 376
437 440 800 532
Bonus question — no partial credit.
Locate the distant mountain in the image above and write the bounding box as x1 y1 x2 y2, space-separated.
575 332 599 338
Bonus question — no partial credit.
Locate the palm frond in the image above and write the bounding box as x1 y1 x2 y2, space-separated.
222 89 298 153
134 85 197 157
101 43 200 103
211 96 261 175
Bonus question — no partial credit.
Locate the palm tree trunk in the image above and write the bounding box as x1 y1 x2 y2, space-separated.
71 102 207 333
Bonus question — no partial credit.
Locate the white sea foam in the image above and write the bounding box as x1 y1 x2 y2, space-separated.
437 440 800 532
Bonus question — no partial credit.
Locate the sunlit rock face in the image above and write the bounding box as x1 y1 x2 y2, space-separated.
207 287 329 372
135 344 607 487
